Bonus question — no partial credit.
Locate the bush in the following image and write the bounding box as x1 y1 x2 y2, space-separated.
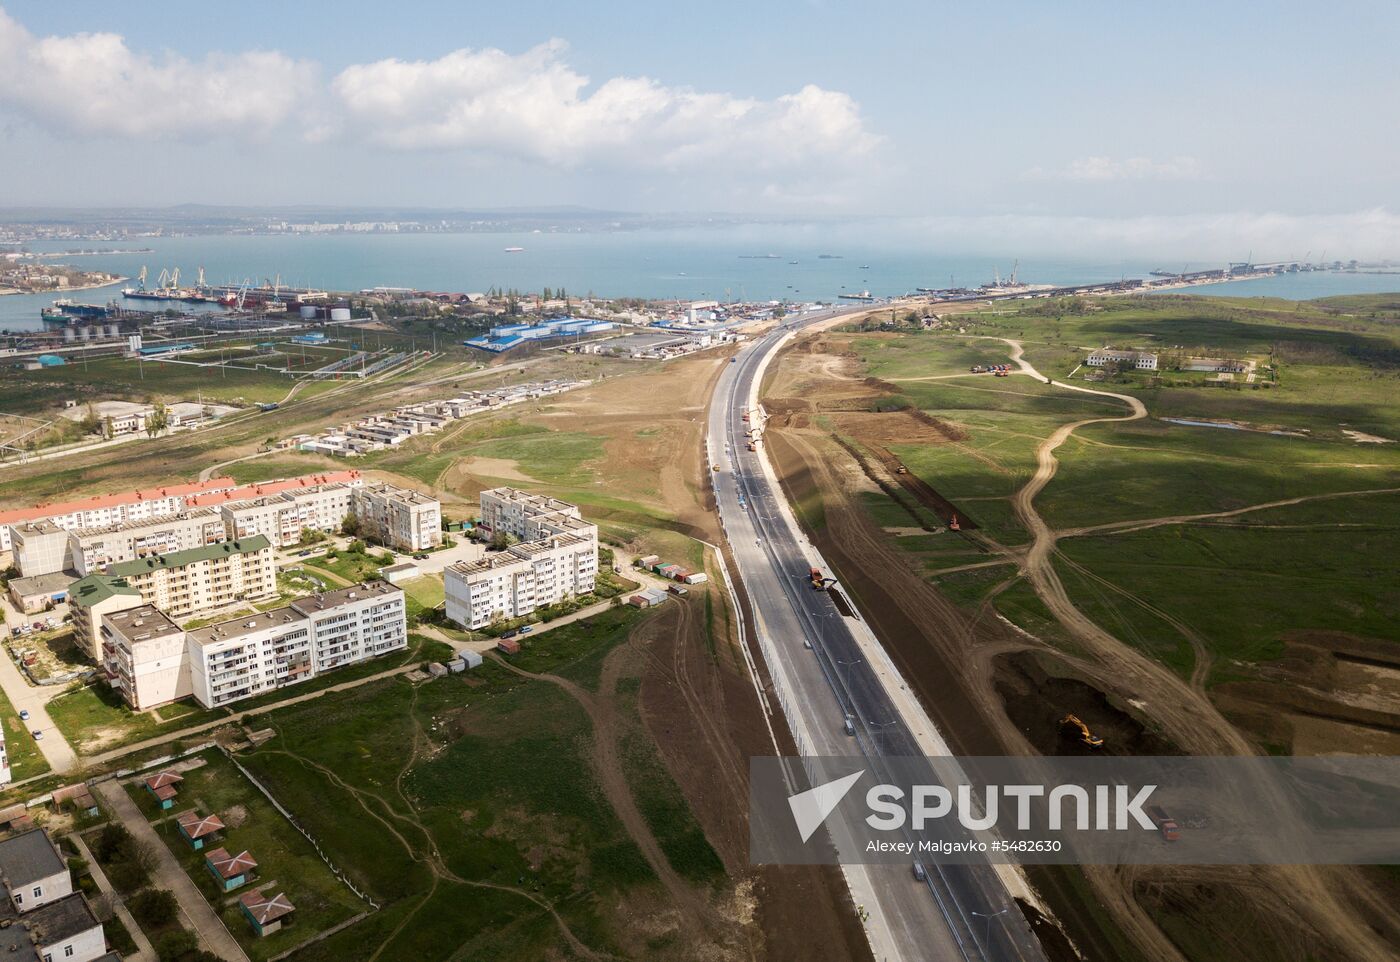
107 859 149 894
93 824 135 863
131 888 178 928
155 929 198 962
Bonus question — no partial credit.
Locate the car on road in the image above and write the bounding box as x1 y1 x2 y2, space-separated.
18 710 28 721
414 553 429 560
518 625 533 635
913 861 927 882
843 716 856 736
31 730 42 740
500 629 519 640
297 550 312 557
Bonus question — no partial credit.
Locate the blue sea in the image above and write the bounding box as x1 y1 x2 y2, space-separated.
3 227 1396 332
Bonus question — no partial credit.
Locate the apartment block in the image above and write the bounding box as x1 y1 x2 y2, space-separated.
352 482 442 552
9 520 71 577
446 492 597 630
0 476 236 553
192 471 363 547
187 582 407 708
69 575 144 662
67 507 227 576
100 536 277 619
102 605 192 710
478 486 599 543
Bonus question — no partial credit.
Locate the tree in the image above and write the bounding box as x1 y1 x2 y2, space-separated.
299 526 327 545
131 888 178 928
144 399 168 437
488 531 517 551
80 402 101 436
341 513 361 537
154 929 199 962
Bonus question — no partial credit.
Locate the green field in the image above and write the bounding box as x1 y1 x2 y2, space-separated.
47 684 228 755
133 748 368 960
836 295 1400 678
234 625 720 961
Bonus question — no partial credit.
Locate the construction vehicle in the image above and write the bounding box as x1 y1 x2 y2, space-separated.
995 369 1009 377
712 464 720 471
1146 805 1180 841
948 514 961 532
895 464 908 474
746 442 756 452
809 567 823 587
1060 713 1104 748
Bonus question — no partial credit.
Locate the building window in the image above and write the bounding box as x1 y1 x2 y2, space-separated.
14 892 22 904
65 948 76 958
32 886 41 898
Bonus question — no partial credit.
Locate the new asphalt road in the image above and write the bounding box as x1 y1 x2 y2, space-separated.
707 307 1048 962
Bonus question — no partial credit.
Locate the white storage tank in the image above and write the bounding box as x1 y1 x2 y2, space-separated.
330 307 351 322
63 326 76 342
299 305 319 320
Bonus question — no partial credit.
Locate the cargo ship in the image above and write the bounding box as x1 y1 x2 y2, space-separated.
41 299 114 326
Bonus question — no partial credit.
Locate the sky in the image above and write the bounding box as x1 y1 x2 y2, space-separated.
1 1 1399 256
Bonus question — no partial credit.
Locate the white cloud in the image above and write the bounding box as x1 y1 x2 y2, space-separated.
0 9 318 139
330 40 879 171
1025 155 1204 182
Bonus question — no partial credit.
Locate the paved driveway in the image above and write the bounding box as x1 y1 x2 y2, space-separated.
95 780 251 962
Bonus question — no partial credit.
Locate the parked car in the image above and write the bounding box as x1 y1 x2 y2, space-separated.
413 553 429 560
18 710 29 721
31 730 42 740
518 625 533 635
500 629 519 640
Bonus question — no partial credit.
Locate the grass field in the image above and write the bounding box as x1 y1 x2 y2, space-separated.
47 684 228 755
133 748 367 961
826 295 1400 680
201 591 727 961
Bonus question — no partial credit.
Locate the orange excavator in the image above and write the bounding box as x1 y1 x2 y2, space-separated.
1060 713 1104 748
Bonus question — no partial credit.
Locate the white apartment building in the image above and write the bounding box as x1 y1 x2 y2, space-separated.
219 482 358 547
446 530 597 630
0 725 9 786
101 605 192 710
0 477 236 553
478 487 599 542
1086 348 1158 371
67 507 227 576
100 536 277 619
352 483 442 552
186 582 407 708
9 521 71 578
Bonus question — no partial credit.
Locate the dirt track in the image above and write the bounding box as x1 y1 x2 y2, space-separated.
759 329 1400 962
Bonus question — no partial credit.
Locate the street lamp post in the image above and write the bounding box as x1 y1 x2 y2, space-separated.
970 907 1010 949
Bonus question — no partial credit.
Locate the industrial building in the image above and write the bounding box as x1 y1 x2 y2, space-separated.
446 489 598 630
465 317 614 352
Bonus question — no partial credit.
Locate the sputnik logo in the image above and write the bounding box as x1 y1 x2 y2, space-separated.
788 770 865 842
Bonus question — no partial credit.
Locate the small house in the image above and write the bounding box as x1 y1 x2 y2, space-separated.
205 848 257 891
239 890 295 937
637 555 659 568
143 771 183 810
459 650 483 670
496 637 521 655
428 662 449 678
627 594 651 609
176 811 225 851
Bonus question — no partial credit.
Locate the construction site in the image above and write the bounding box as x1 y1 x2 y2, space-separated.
754 317 1400 962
